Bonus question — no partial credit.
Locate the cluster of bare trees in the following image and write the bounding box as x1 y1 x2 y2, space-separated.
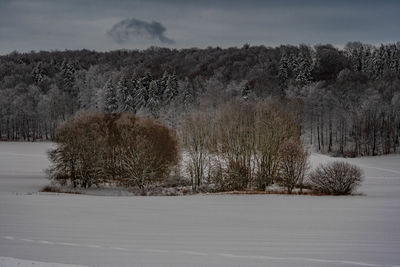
299 78 400 157
180 100 363 195
48 112 178 193
47 105 363 195
180 100 309 193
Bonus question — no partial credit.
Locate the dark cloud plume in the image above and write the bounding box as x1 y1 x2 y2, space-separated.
107 18 175 45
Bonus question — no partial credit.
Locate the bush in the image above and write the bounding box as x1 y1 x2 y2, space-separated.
215 160 250 191
48 112 178 191
308 161 363 195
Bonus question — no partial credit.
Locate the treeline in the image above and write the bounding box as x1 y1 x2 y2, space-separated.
1 42 400 156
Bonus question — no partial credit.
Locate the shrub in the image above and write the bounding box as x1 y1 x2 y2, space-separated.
308 161 363 195
215 160 250 191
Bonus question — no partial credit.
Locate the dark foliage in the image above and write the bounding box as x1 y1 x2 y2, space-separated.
48 112 178 190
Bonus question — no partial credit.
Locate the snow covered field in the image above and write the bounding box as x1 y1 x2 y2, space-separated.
0 142 399 267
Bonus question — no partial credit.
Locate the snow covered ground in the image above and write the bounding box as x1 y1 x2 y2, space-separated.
0 257 87 267
0 142 399 267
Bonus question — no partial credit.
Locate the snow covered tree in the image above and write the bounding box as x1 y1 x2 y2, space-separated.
104 78 118 113
295 45 313 86
141 72 153 92
163 73 178 102
159 71 169 94
361 46 374 75
60 59 76 97
135 78 149 111
146 80 160 117
278 52 289 95
77 66 108 111
182 78 195 109
31 62 46 85
344 42 364 72
116 76 135 113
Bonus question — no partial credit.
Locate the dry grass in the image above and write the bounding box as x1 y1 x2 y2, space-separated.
40 185 82 194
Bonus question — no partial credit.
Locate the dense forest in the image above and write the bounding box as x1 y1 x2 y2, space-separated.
1 42 400 156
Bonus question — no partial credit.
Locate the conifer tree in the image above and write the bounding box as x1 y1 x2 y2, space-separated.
278 52 289 95
104 78 118 113
147 80 160 117
116 76 134 113
32 62 45 85
135 78 149 110
164 73 178 102
182 78 195 109
60 59 76 97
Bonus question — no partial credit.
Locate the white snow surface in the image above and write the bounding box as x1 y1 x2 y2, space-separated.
0 256 87 267
1 142 400 267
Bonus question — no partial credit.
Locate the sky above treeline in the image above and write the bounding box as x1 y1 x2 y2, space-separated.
0 0 399 55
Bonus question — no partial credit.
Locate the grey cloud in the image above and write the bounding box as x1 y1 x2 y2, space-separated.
1 0 400 54
107 18 175 45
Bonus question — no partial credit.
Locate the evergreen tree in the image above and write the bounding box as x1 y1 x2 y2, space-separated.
344 42 363 72
182 78 195 109
141 72 153 92
163 73 178 102
295 54 312 86
361 47 374 75
60 59 76 97
104 78 118 113
147 80 160 117
32 62 45 85
278 52 289 95
159 71 169 94
116 76 135 113
135 78 149 110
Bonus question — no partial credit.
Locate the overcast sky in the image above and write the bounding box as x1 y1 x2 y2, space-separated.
0 0 399 55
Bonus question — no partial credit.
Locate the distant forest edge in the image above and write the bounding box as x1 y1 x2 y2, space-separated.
0 42 399 156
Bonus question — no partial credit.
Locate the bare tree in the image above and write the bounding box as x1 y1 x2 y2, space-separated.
180 111 212 191
212 101 256 188
116 114 179 193
254 101 300 189
278 139 309 193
